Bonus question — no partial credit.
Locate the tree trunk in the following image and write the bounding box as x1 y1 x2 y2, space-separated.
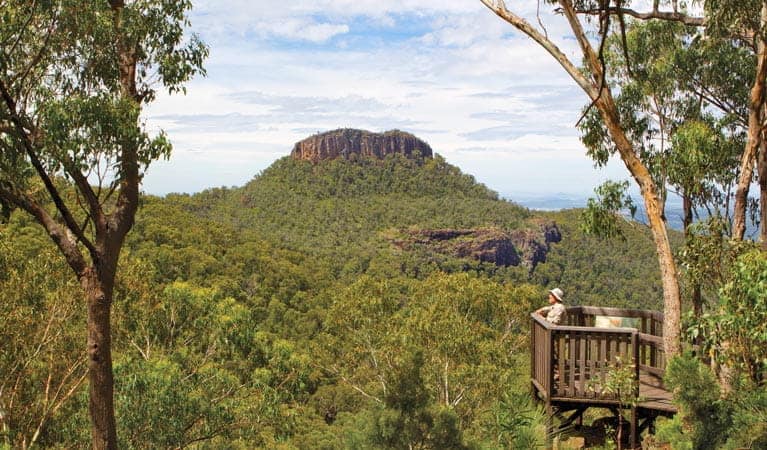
733 2 767 240
640 181 682 357
759 140 767 249
682 194 705 347
82 268 117 450
597 97 682 357
682 194 693 232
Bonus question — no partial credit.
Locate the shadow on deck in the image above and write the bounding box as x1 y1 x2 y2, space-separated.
531 306 676 448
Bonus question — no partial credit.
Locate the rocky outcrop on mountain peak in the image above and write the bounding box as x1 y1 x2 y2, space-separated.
393 221 561 272
291 129 433 163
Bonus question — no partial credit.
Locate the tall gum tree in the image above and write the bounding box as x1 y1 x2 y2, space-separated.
480 0 767 355
581 20 745 321
706 0 767 241
563 1 767 239
0 1 207 448
478 0 682 356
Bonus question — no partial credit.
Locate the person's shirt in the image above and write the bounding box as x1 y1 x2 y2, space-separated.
541 302 566 325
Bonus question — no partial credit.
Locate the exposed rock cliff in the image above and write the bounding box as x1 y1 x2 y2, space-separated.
291 129 433 163
394 221 561 272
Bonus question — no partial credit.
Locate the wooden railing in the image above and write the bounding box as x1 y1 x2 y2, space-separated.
531 306 666 402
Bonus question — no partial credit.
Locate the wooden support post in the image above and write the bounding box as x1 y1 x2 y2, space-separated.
630 405 638 449
546 401 554 449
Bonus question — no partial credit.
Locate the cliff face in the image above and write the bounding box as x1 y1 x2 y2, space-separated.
394 221 562 272
291 129 433 162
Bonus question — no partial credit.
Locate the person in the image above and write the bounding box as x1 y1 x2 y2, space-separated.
536 288 567 383
535 287 566 325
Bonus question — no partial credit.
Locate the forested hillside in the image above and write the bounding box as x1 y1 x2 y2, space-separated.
1 152 668 448
5 0 767 447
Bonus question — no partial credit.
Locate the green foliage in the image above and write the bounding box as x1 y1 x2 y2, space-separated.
578 17 746 239
115 357 238 448
668 120 740 202
0 149 675 446
361 351 474 450
488 391 547 449
589 357 639 407
677 218 736 292
698 249 767 384
658 354 732 450
722 386 767 450
0 0 208 189
0 230 86 448
580 180 637 241
653 377 767 450
705 0 764 41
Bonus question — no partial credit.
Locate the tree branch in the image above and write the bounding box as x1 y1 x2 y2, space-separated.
63 158 106 234
576 0 612 127
479 0 598 99
316 363 383 403
109 0 141 246
10 4 58 89
5 0 39 54
574 6 705 27
0 76 98 259
0 183 87 275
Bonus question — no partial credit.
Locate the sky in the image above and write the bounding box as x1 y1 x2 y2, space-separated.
142 0 631 200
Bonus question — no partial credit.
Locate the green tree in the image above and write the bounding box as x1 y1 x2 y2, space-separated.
0 1 207 447
578 17 744 324
658 354 733 450
363 350 473 450
479 0 683 356
0 237 86 448
698 248 767 385
318 273 536 444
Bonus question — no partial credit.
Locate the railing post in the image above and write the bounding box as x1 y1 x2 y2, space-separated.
531 315 536 402
546 326 554 449
547 327 554 397
631 331 640 449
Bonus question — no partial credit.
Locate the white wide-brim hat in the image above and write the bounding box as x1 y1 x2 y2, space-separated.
549 288 564 302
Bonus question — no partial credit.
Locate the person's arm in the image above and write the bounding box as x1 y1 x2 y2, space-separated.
536 305 551 316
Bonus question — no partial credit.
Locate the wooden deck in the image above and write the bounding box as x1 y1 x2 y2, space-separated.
531 306 676 448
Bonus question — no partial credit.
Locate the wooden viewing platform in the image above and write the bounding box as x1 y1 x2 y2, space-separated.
531 306 677 448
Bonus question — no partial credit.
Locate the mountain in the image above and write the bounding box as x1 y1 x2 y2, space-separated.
139 130 664 310
4 130 667 447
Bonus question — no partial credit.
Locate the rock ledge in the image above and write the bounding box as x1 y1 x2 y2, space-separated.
291 129 433 162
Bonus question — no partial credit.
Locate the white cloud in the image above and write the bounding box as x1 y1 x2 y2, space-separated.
257 18 350 43
142 0 626 197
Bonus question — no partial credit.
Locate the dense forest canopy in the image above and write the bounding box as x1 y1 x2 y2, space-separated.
2 149 671 447
3 0 767 447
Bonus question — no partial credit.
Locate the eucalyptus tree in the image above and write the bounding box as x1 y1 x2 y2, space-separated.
701 0 767 241
581 20 743 226
479 0 767 357
555 1 766 241
0 1 207 448
580 19 744 319
479 0 684 356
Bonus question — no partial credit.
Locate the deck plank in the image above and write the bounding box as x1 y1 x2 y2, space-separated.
546 369 677 414
638 372 675 413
